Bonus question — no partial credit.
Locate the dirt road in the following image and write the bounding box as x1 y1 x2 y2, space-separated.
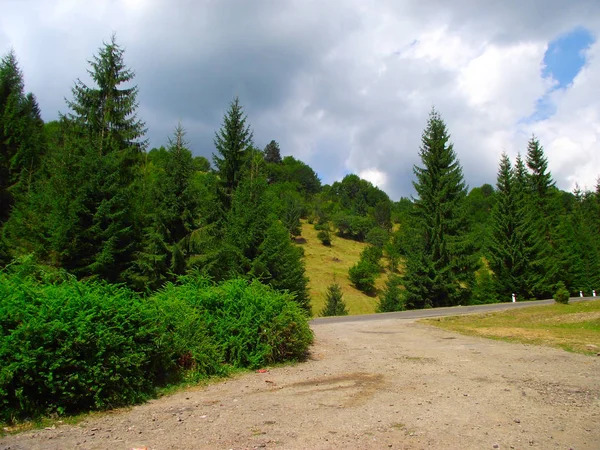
2 318 599 449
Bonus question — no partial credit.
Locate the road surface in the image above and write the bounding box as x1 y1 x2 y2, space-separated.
311 296 597 324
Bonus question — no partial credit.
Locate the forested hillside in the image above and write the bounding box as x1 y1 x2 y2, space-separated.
1 38 599 314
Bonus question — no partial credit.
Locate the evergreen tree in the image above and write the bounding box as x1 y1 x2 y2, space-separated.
320 282 348 316
0 50 45 225
213 97 253 207
131 124 197 289
524 137 560 298
8 37 146 281
377 274 404 312
264 139 282 164
252 220 311 314
487 153 530 301
554 187 600 295
282 194 302 238
402 109 478 309
65 36 146 282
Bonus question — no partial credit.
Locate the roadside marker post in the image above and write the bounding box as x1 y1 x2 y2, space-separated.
511 293 516 303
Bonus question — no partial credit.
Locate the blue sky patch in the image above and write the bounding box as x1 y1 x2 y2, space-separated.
523 27 594 124
543 27 594 90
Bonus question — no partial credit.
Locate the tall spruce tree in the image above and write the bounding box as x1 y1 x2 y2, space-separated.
10 36 146 281
524 137 560 297
264 140 282 164
213 97 253 208
63 36 146 281
487 153 530 300
402 109 478 309
131 124 197 289
0 50 45 225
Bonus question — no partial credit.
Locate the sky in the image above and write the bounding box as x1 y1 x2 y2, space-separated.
1 0 599 200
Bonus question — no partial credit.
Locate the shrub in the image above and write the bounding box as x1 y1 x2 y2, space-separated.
553 281 570 304
360 245 383 266
365 227 389 248
317 229 331 246
320 283 348 316
333 214 374 241
470 268 499 305
164 276 313 368
0 264 313 422
348 259 378 293
0 271 172 421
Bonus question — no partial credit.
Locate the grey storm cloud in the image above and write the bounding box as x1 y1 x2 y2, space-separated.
2 0 600 199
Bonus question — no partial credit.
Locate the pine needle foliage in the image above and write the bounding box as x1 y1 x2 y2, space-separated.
402 109 478 309
320 282 348 316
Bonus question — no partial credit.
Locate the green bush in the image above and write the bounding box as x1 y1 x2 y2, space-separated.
0 264 313 423
348 259 378 293
161 276 313 368
365 227 389 248
317 229 331 246
360 245 383 266
0 271 172 421
553 281 570 304
333 214 374 241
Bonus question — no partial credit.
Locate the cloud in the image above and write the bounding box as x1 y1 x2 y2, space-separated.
1 0 599 199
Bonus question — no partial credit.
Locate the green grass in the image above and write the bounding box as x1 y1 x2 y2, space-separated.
422 300 600 355
297 221 394 316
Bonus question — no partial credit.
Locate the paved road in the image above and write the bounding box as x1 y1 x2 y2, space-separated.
311 296 599 325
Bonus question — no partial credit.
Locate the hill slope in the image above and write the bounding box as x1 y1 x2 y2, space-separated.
297 221 392 316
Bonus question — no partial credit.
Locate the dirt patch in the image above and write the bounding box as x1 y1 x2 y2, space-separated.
2 319 599 449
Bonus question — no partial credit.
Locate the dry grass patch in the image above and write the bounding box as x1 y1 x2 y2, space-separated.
297 221 393 316
422 300 600 355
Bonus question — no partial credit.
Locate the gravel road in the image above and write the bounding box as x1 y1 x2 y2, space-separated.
2 315 599 449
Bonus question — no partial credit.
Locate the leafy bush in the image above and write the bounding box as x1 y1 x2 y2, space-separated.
365 227 389 248
360 245 383 266
162 276 313 368
333 214 374 241
0 264 313 423
320 283 348 316
553 281 570 304
348 259 378 293
317 229 331 246
0 271 172 421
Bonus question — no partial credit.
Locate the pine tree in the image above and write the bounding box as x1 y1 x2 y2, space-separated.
320 282 348 316
10 37 146 281
264 140 282 164
131 124 198 289
524 137 560 298
282 194 302 238
252 220 311 314
213 97 253 208
377 274 404 312
487 153 529 301
402 109 478 309
0 50 45 225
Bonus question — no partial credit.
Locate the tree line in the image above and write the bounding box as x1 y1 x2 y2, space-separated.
1 37 599 315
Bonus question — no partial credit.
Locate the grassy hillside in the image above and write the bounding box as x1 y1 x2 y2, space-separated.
297 221 392 316
423 300 600 355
